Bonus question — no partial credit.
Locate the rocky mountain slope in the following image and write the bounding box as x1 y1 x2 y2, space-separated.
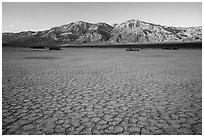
2 19 202 47
111 20 202 43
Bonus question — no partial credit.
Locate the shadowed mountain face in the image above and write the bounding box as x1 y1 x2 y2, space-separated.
2 19 202 47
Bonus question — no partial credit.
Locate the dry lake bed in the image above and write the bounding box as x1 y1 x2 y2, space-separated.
2 47 202 135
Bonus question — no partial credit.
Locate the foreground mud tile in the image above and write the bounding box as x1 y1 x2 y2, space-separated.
66 126 76 135
113 126 124 134
177 127 194 135
19 131 31 135
22 124 35 131
81 127 93 135
128 126 141 133
54 125 66 133
140 127 153 135
91 117 101 122
70 118 80 127
192 123 202 135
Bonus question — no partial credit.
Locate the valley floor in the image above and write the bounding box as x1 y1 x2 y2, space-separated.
2 47 202 135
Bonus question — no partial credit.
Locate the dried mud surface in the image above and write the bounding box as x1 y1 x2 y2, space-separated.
2 48 202 135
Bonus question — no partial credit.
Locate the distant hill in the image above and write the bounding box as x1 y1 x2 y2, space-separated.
2 19 202 47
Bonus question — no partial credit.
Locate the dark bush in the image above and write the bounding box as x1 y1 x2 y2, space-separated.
162 48 171 50
162 47 178 50
126 48 134 51
49 47 61 50
126 48 140 51
30 46 45 49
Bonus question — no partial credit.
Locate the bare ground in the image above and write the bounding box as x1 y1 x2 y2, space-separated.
2 48 202 135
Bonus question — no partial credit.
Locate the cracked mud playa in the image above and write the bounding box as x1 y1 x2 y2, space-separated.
2 48 202 135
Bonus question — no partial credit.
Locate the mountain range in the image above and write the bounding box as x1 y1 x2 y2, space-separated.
2 19 202 47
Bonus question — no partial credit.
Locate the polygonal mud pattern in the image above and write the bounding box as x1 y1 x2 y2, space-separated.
2 48 202 135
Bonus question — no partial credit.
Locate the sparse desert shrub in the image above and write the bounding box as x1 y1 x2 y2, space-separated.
162 48 171 50
126 48 134 51
49 46 61 50
162 47 178 50
126 48 140 51
30 46 46 49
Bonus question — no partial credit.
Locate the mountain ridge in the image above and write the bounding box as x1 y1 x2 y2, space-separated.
2 19 202 47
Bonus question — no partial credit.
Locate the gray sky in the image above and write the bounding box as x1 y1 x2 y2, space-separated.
2 2 202 32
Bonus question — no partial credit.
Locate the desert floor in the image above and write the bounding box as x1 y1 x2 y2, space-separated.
2 47 202 135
